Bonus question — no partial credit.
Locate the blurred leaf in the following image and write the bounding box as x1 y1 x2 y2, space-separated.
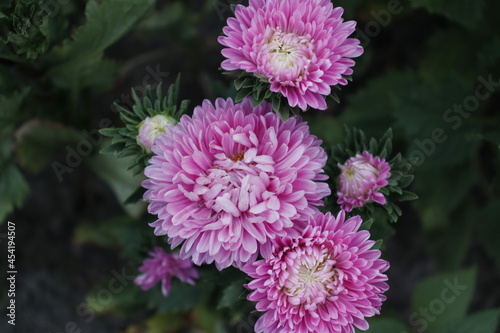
411 0 485 30
45 0 155 98
304 115 344 147
356 318 408 333
73 215 149 258
87 281 143 315
477 37 500 72
412 163 477 230
48 0 155 60
149 273 216 313
442 308 500 333
426 202 475 270
477 201 500 269
340 71 416 137
419 29 478 86
218 279 246 310
16 120 82 173
86 149 147 218
393 75 481 167
145 313 184 333
411 267 476 333
193 305 226 333
0 88 30 130
0 161 29 223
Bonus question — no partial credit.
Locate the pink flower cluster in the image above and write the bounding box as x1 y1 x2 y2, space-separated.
219 0 363 110
135 1 392 330
244 212 389 333
134 247 198 297
143 98 330 269
337 151 391 212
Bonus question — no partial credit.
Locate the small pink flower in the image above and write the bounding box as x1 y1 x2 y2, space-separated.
243 211 389 333
137 115 177 151
142 98 330 269
337 151 391 212
134 247 198 297
218 0 363 111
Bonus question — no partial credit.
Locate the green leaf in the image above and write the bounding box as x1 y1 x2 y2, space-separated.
0 161 29 223
0 88 30 130
412 163 477 230
442 309 500 333
218 279 246 310
355 318 408 333
399 191 419 202
411 0 485 30
16 121 82 173
86 147 147 218
410 267 477 333
149 272 216 313
48 0 155 61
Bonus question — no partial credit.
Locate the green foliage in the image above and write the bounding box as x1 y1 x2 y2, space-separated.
411 267 477 333
411 0 485 30
0 0 50 59
0 160 29 223
86 151 147 218
327 127 417 224
356 318 408 333
443 309 500 333
100 77 189 175
16 120 82 173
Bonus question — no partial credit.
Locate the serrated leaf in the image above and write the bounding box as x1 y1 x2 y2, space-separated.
48 0 155 61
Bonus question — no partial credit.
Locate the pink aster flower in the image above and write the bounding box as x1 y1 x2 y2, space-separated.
337 151 391 212
137 114 177 152
243 211 389 333
142 98 330 269
218 0 363 111
134 247 198 297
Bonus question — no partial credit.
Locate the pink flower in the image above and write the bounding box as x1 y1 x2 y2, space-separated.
218 0 363 111
134 247 198 297
142 98 330 269
137 114 177 152
337 151 391 212
243 211 389 333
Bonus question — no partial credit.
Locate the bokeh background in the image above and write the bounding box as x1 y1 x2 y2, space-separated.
1 0 499 332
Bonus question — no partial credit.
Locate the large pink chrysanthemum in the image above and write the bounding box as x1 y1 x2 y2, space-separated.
243 211 389 333
134 247 199 297
218 0 363 111
337 151 391 212
143 98 330 269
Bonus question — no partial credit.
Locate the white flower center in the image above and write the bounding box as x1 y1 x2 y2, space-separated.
285 249 337 304
263 29 313 79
